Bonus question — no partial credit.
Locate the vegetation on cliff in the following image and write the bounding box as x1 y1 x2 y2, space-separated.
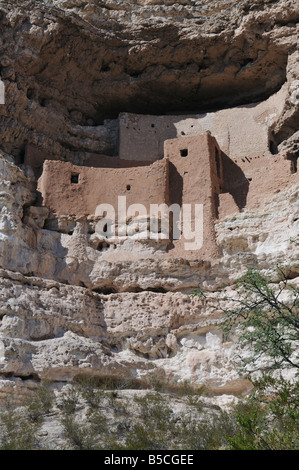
1 269 298 450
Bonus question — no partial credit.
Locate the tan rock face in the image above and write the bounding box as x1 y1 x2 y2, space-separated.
0 269 238 386
0 0 298 404
0 0 298 160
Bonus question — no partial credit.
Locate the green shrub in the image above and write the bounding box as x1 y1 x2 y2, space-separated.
0 400 42 450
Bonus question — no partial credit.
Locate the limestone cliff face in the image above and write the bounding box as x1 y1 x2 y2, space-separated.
0 0 298 403
0 0 298 159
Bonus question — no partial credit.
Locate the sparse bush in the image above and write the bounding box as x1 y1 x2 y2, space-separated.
24 381 55 423
59 386 80 414
1 268 298 450
1 373 298 450
225 376 299 450
0 399 42 450
120 423 169 450
133 393 173 428
61 414 101 450
75 376 106 409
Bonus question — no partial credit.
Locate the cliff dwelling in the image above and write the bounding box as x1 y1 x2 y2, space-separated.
35 132 223 259
23 101 297 261
1 2 299 443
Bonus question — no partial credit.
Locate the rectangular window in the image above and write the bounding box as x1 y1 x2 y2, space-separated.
71 173 79 184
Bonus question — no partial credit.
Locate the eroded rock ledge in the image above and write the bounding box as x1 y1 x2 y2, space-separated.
0 267 242 389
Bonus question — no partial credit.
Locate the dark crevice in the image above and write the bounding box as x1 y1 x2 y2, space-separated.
289 153 298 174
0 372 41 382
12 140 28 165
30 333 58 342
92 287 118 295
269 139 278 155
146 287 168 293
92 285 169 295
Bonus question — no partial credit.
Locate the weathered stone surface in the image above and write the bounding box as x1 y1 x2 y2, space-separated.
0 269 238 387
0 0 298 160
0 0 298 411
0 146 297 289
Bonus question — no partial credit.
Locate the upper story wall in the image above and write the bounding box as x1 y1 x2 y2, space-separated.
119 85 286 162
164 133 223 258
164 132 223 203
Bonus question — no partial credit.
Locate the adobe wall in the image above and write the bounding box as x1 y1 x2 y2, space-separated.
37 159 169 218
164 133 222 258
218 152 298 219
119 85 286 162
119 113 179 162
37 133 223 259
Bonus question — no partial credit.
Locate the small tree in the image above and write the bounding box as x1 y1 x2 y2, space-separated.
187 267 299 450
222 268 299 372
226 375 299 450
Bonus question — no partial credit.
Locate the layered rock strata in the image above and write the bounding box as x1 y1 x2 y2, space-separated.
0 0 298 405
